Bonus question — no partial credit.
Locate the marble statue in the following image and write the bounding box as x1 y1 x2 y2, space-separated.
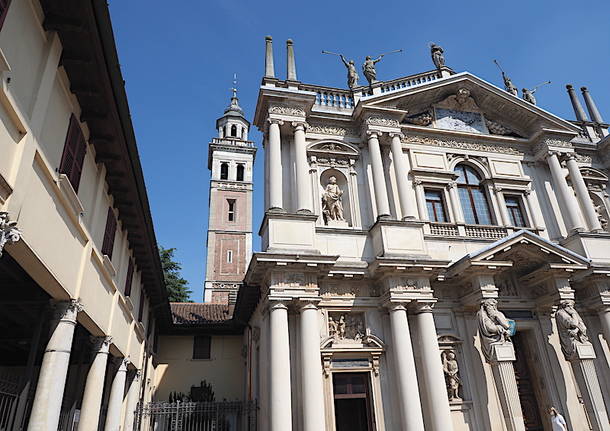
322 176 345 223
556 300 589 359
340 54 359 89
430 43 445 69
362 55 384 86
477 298 512 361
522 87 537 105
0 212 21 257
328 316 338 338
502 72 519 96
442 350 461 401
338 315 346 339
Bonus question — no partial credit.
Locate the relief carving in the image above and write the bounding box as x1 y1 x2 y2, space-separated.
403 110 433 126
268 105 306 117
328 312 365 343
308 123 357 136
365 116 400 127
404 136 522 156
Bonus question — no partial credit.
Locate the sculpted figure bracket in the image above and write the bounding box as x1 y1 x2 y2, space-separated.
477 298 513 362
555 300 590 360
0 212 21 257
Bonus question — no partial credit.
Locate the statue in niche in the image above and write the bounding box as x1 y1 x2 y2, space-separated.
322 176 345 224
522 87 537 105
328 316 338 338
430 43 445 69
442 350 462 401
340 54 359 90
477 298 512 361
556 300 589 359
362 55 384 86
595 204 609 230
337 315 346 339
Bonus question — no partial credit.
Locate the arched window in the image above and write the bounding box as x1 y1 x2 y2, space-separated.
240 127 245 139
455 164 493 225
223 125 227 137
230 124 237 137
220 162 229 180
236 164 245 181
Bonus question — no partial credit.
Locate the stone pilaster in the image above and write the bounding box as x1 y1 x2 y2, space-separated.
267 119 284 211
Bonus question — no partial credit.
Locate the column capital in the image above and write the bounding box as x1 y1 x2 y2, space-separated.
90 336 112 353
446 180 457 189
493 185 503 193
297 297 321 311
52 299 84 321
291 121 308 131
389 131 405 140
384 301 409 312
365 129 380 139
267 118 285 126
414 301 436 313
268 299 290 312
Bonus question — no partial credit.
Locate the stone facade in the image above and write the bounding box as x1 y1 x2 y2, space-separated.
241 37 610 431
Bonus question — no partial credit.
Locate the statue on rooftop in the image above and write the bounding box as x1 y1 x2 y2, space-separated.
522 87 537 105
502 72 519 96
362 54 384 86
339 54 359 89
430 43 445 69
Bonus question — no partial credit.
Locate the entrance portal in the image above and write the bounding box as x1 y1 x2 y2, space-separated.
513 332 545 431
332 373 374 431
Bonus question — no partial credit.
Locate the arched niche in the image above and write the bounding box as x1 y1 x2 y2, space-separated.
319 168 352 227
590 193 609 232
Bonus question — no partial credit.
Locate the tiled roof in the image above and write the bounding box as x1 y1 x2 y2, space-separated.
170 303 234 326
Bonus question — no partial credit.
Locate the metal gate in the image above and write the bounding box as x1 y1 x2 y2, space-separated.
135 401 257 431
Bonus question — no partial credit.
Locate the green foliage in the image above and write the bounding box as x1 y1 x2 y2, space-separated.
159 246 193 302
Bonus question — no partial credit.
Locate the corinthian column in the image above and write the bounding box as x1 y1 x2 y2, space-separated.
268 119 284 211
388 304 425 430
269 301 292 431
415 303 454 431
104 358 129 431
293 122 312 213
447 181 465 224
367 131 391 218
299 301 325 431
390 133 417 219
546 152 584 233
27 300 82 431
565 155 602 231
77 336 112 431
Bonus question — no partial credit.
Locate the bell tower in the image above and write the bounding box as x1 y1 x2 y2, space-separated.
203 80 256 304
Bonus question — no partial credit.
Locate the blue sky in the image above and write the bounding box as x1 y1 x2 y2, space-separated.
108 0 610 301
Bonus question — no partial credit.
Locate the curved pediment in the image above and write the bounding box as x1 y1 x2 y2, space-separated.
307 140 360 157
360 72 580 140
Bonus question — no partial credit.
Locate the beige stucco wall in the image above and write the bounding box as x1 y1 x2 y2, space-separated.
154 335 245 401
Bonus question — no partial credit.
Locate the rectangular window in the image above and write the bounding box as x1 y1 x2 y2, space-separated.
227 199 236 222
425 189 448 222
193 335 211 360
101 208 117 258
505 195 527 227
0 0 11 30
124 259 134 296
59 115 87 193
138 291 145 322
227 250 233 263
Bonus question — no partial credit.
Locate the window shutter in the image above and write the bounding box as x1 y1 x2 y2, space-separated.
101 208 117 258
124 259 134 296
59 115 87 193
137 291 145 322
193 336 211 359
0 0 12 31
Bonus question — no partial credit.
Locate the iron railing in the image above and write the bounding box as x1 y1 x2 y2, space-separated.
0 373 19 431
135 400 257 431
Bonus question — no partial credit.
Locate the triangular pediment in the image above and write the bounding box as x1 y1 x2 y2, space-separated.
447 230 590 278
359 72 580 140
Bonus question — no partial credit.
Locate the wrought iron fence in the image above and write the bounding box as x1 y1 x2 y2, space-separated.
135 400 257 431
0 373 19 431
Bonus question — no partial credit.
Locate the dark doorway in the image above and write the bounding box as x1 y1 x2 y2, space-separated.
333 372 374 431
513 332 544 431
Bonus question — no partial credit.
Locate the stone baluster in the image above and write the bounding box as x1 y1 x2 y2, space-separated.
77 336 112 431
415 302 454 431
269 301 292 431
299 301 325 431
122 370 142 431
293 122 312 213
367 131 391 218
104 358 129 431
387 304 425 430
267 119 284 211
389 133 417 219
565 155 602 231
546 152 584 233
27 300 82 431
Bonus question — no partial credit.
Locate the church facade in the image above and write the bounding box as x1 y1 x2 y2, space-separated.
231 37 610 431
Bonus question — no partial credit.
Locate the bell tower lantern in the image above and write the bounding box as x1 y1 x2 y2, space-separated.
204 81 256 304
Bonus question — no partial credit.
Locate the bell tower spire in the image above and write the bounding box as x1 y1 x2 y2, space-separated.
204 77 256 304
